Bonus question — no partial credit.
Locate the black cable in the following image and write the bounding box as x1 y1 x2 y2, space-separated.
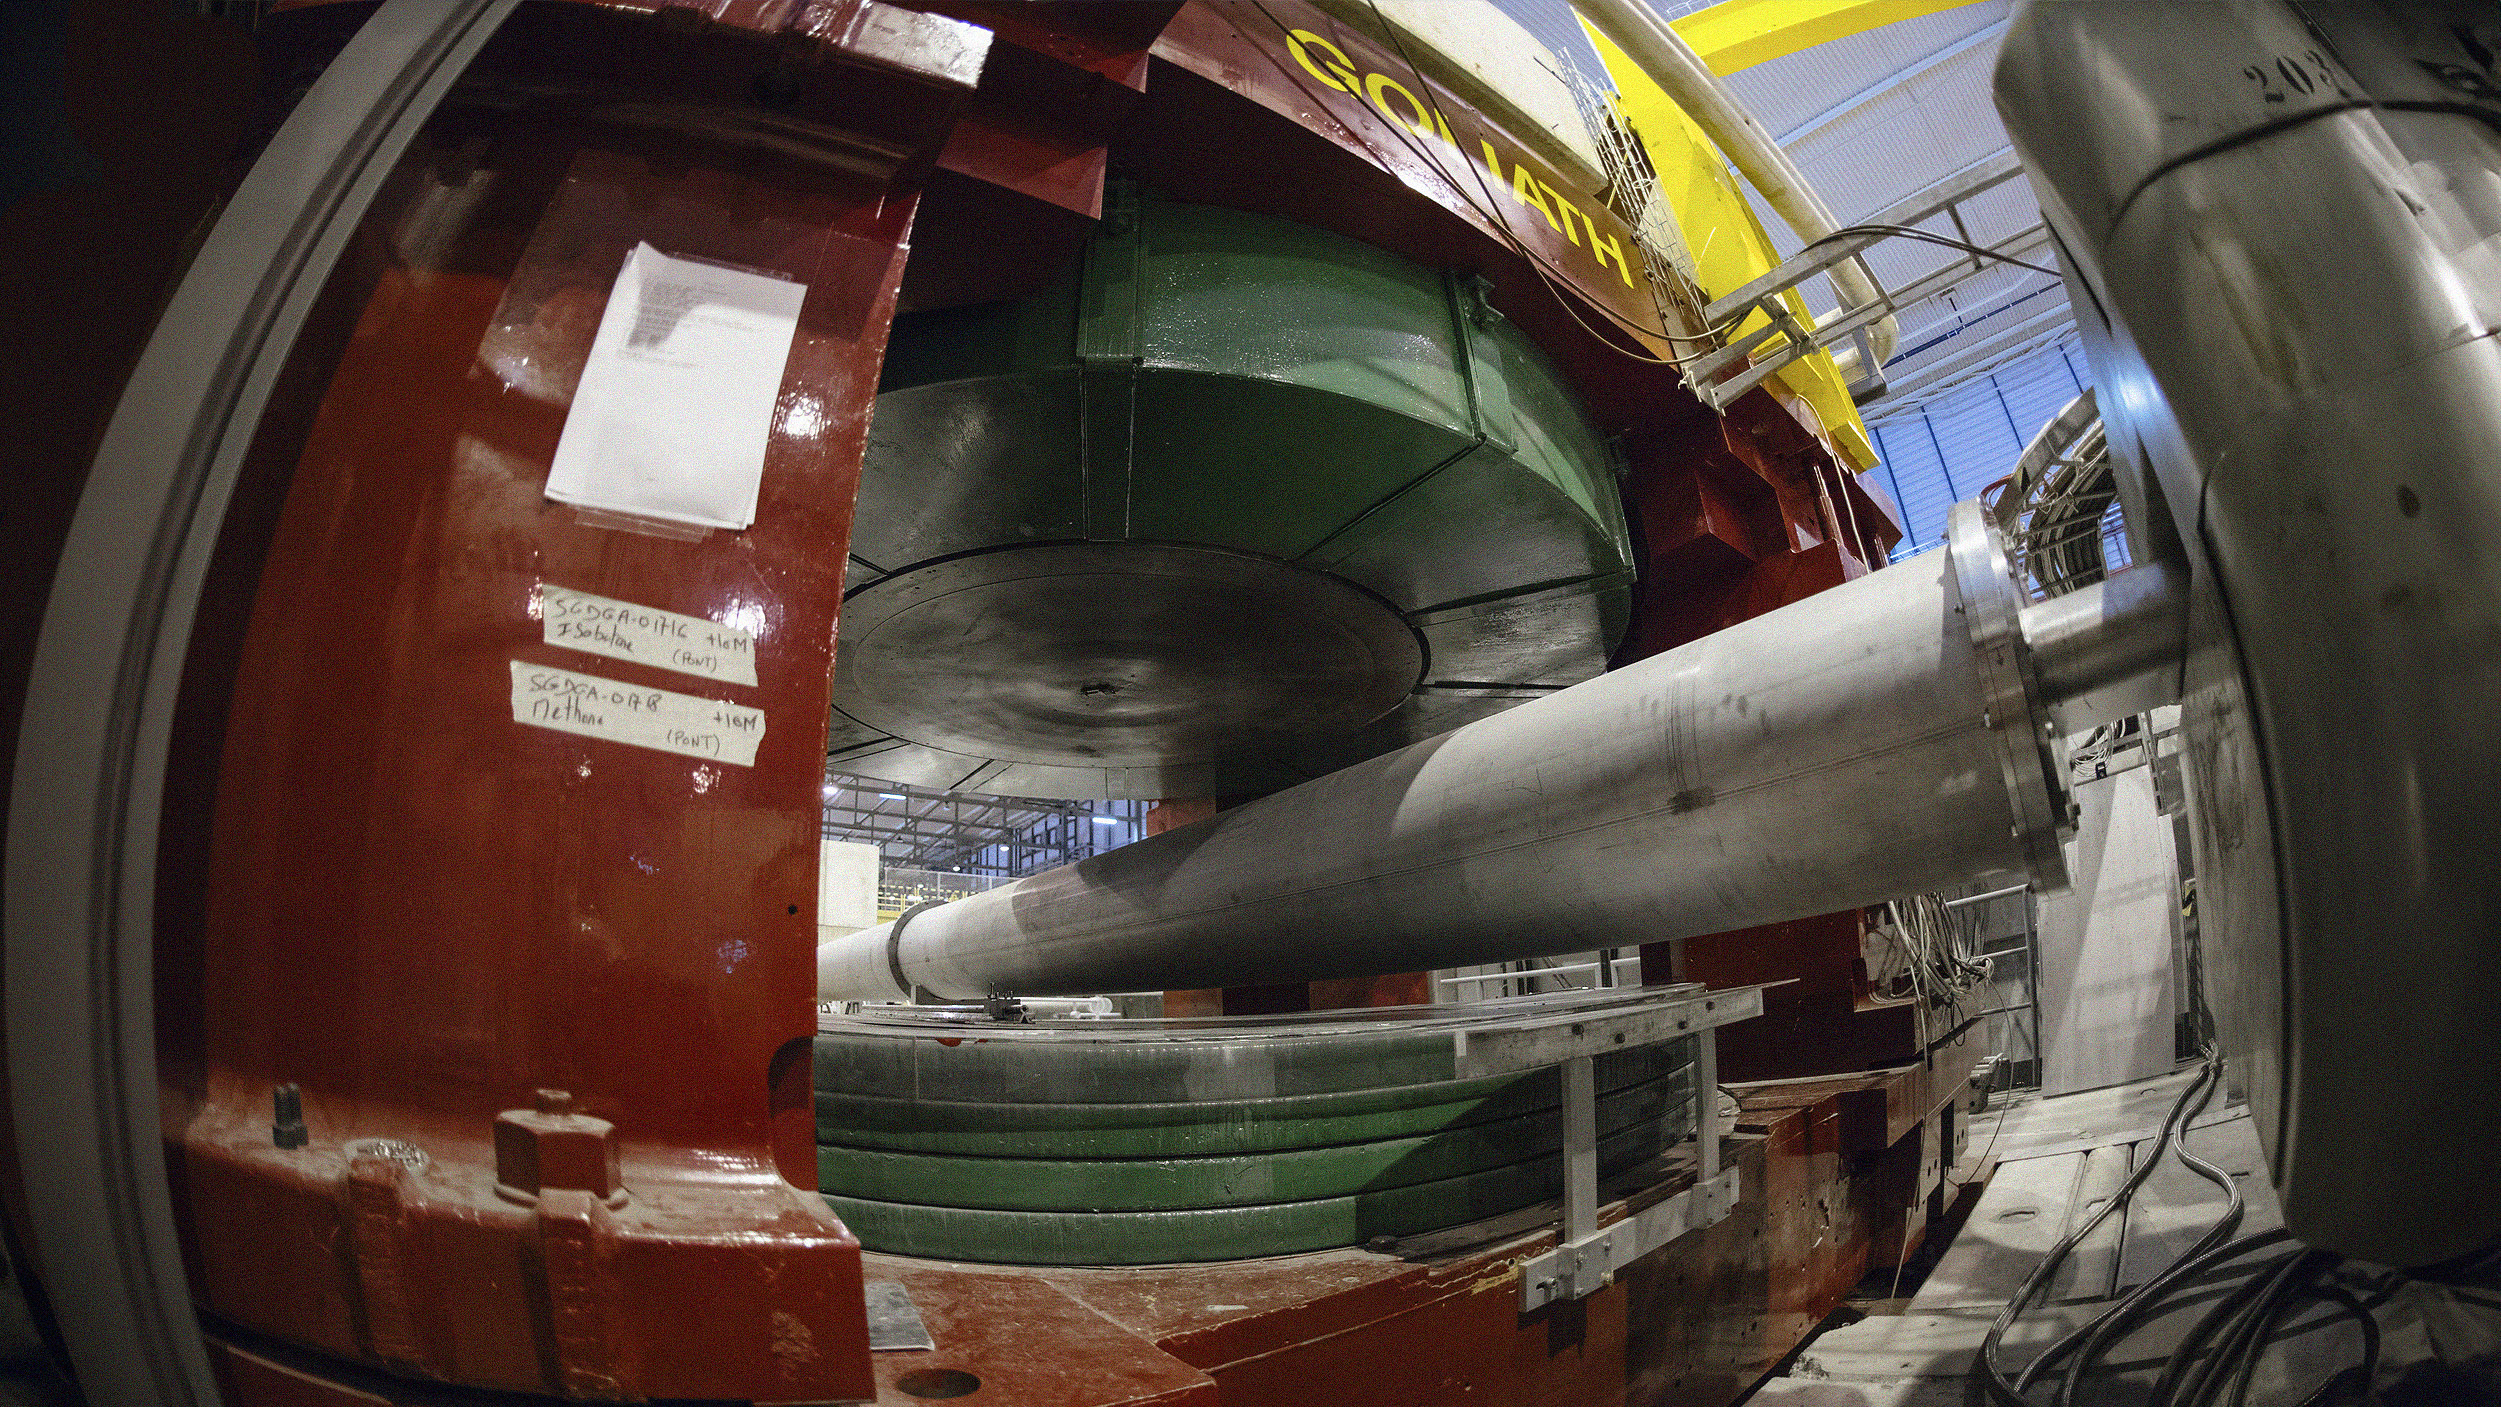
2451 1288 2501 1312
1976 1057 2222 1405
2053 1148 2250 1402
2042 1074 2252 1407
2305 1284 2381 1404
2250 1289 2380 1407
2218 1252 2336 1407
2179 1273 2280 1407
1794 222 2065 278
2144 1246 2306 1407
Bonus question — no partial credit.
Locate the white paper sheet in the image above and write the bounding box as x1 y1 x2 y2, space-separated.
544 242 805 530
510 661 766 767
539 584 758 686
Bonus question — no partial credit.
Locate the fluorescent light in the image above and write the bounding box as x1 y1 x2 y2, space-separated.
878 793 904 800
1091 816 1119 825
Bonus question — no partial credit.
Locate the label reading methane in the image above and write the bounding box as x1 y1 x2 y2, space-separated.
510 661 765 766
539 585 757 686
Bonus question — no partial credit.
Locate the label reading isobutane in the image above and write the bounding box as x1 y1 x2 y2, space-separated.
509 661 765 766
539 584 757 686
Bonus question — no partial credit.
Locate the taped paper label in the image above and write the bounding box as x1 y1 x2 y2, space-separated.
510 662 765 766
540 585 757 686
544 242 805 530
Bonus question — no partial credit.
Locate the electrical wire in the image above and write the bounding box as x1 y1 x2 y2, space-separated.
1974 1053 2230 1406
2046 1120 2252 1406
1870 893 1993 1042
1795 222 2065 278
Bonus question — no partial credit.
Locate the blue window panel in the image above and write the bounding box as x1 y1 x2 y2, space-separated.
1867 336 2093 560
1872 418 1955 556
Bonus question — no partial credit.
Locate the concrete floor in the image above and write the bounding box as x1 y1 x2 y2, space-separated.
1747 1068 2501 1406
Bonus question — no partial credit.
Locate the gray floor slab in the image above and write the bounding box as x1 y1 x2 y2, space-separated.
1791 1304 2104 1379
1746 1376 1975 1406
2047 1143 2135 1305
2113 1113 2277 1292
1915 1151 2084 1312
1754 1068 2336 1405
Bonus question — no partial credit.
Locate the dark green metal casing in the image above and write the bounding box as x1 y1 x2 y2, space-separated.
830 189 1635 799
815 1029 1698 1265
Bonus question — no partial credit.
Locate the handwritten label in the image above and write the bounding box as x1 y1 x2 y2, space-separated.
539 585 758 686
510 662 765 767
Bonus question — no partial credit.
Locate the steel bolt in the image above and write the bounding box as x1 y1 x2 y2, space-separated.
493 1088 621 1201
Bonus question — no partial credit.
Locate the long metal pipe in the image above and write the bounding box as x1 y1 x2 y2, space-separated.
820 505 2173 1001
1573 0 1898 368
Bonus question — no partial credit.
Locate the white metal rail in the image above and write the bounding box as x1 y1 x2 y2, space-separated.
1683 149 2036 410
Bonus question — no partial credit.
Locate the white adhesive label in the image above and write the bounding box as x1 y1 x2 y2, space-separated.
510 661 765 767
539 585 757 686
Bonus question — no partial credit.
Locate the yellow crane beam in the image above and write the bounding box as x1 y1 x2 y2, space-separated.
1672 0 1983 75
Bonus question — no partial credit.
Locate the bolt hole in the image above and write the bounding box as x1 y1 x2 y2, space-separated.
896 1368 983 1399
787 904 799 915
2398 484 2422 517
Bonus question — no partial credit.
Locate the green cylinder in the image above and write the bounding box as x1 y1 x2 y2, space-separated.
830 188 1634 799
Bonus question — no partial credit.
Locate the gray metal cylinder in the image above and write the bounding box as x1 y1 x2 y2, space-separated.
822 507 2089 1001
2018 561 2188 731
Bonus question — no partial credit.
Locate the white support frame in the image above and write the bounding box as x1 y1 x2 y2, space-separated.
1513 988 1757 1311
1682 149 2034 410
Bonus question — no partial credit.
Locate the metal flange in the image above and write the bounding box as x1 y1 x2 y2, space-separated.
1947 499 2074 889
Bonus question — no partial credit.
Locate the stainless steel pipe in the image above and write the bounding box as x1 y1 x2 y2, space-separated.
821 503 2153 1001
2017 560 2188 731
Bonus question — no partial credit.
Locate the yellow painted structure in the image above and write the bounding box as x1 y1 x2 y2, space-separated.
1671 0 1983 75
1581 23 1877 470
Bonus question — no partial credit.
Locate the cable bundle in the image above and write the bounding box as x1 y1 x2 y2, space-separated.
1870 893 1993 1035
1973 1051 2499 1404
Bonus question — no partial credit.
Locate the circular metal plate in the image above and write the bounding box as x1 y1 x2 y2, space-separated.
832 544 1423 771
814 1044 1686 1159
816 1073 1675 1212
816 990 1708 1104
821 1120 1667 1265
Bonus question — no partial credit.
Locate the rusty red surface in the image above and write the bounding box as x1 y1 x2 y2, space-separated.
1618 396 1898 665
897 1 1188 309
152 5 982 1400
1732 1038 1981 1286
851 1090 1957 1407
1667 911 1929 1081
870 1267 1220 1405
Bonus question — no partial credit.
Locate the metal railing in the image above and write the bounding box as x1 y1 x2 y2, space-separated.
1680 149 2038 410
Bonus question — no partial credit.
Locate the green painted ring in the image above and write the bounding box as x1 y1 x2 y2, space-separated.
817 1075 1681 1212
820 1121 1668 1265
816 1043 1688 1159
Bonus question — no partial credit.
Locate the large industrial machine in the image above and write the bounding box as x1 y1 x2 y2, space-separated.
6 1 2498 1405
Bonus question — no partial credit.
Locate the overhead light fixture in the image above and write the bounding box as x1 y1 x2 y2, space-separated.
879 793 905 801
1091 816 1119 826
